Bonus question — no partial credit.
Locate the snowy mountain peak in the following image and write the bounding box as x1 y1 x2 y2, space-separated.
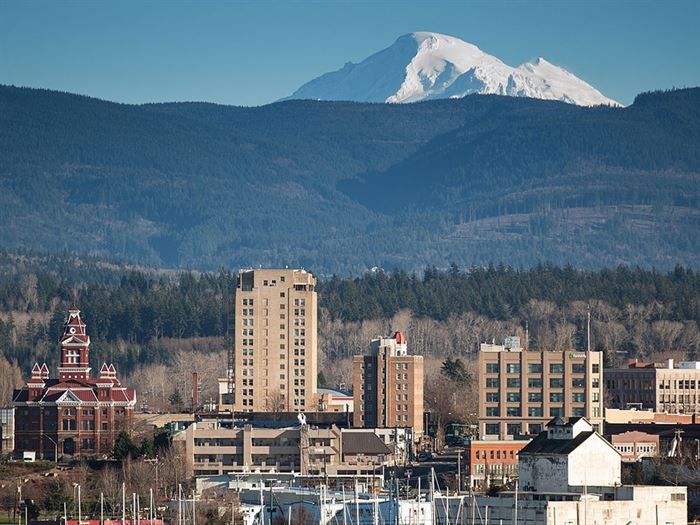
284 32 620 107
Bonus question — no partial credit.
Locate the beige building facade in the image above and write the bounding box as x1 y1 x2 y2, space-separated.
224 269 318 412
478 338 604 439
178 420 393 478
352 332 424 437
606 358 700 413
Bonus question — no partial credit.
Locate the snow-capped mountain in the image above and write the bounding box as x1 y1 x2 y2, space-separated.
284 32 620 107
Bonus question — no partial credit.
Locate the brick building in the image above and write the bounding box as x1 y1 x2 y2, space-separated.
464 439 530 491
13 307 135 459
352 332 424 438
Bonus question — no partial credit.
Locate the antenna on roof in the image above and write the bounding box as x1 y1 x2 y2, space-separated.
587 307 591 352
525 320 529 351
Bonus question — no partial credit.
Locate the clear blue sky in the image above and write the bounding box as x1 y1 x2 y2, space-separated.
1 0 698 106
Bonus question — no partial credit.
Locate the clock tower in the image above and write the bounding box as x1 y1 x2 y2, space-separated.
57 307 91 381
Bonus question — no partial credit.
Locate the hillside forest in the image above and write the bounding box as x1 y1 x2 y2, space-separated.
0 86 698 273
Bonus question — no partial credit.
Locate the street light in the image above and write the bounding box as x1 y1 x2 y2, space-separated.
43 434 59 463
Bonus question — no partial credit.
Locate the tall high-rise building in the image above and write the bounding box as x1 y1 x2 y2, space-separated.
352 332 424 437
225 268 318 412
478 337 604 439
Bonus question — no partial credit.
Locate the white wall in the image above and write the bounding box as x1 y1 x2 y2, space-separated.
567 435 621 487
519 455 569 493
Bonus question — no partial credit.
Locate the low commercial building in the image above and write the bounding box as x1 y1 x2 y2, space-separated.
464 439 530 491
317 387 354 413
177 419 394 478
478 337 604 439
605 407 699 424
502 417 687 524
519 417 621 493
606 358 700 414
610 430 659 462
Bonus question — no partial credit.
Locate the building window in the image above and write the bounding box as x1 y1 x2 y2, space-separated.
592 364 600 374
572 364 585 374
528 378 542 388
550 363 564 374
528 407 543 417
506 392 520 403
550 392 564 403
506 378 520 388
506 363 520 374
529 423 543 434
506 423 521 436
550 378 564 388
572 407 585 417
486 378 498 388
486 364 499 374
549 407 563 417
572 393 585 403
506 407 521 417
527 363 542 374
528 392 542 402
486 407 499 417
572 378 585 388
486 393 499 402
485 424 500 435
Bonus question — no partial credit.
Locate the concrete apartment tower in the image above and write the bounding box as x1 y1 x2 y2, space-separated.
478 337 604 439
226 268 318 412
352 332 424 437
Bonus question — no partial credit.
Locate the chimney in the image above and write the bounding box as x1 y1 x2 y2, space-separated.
667 358 674 369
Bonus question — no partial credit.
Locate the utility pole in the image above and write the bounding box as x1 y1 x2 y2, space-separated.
457 451 461 493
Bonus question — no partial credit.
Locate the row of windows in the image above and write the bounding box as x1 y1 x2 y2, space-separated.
486 392 590 403
486 363 599 374
472 463 519 475
614 443 657 454
484 423 533 435
486 406 589 418
486 377 599 389
474 449 518 460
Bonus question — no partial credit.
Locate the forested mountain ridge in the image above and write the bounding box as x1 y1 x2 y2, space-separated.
0 85 698 272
